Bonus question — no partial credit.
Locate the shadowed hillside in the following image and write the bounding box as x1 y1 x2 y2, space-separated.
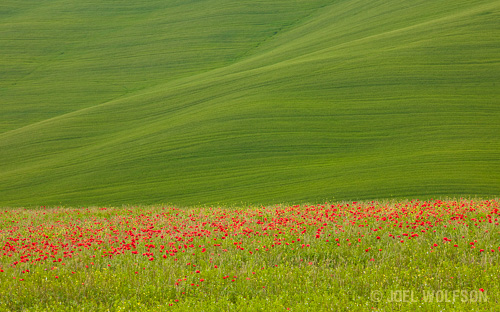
1 0 499 206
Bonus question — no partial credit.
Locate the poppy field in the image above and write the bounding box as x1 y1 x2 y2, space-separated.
0 199 498 311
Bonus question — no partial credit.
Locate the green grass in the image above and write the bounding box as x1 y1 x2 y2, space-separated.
0 199 498 311
1 0 499 207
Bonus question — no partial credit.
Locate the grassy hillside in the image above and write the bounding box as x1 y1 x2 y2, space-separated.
0 0 499 207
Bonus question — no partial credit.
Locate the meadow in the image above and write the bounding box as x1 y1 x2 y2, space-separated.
1 2 499 309
1 0 499 207
0 199 498 311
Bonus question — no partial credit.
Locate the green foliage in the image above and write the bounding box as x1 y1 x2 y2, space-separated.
0 200 498 311
0 0 499 206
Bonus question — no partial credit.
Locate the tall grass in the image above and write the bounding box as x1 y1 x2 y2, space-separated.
0 199 498 311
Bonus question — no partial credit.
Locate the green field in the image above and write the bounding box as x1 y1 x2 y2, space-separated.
0 199 498 311
1 0 499 207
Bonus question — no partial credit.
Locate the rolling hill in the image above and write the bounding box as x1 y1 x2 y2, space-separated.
1 0 499 207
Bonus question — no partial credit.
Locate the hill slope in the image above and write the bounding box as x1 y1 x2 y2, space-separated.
1 0 499 206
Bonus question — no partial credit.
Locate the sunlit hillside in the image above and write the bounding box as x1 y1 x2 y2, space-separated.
1 0 499 206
